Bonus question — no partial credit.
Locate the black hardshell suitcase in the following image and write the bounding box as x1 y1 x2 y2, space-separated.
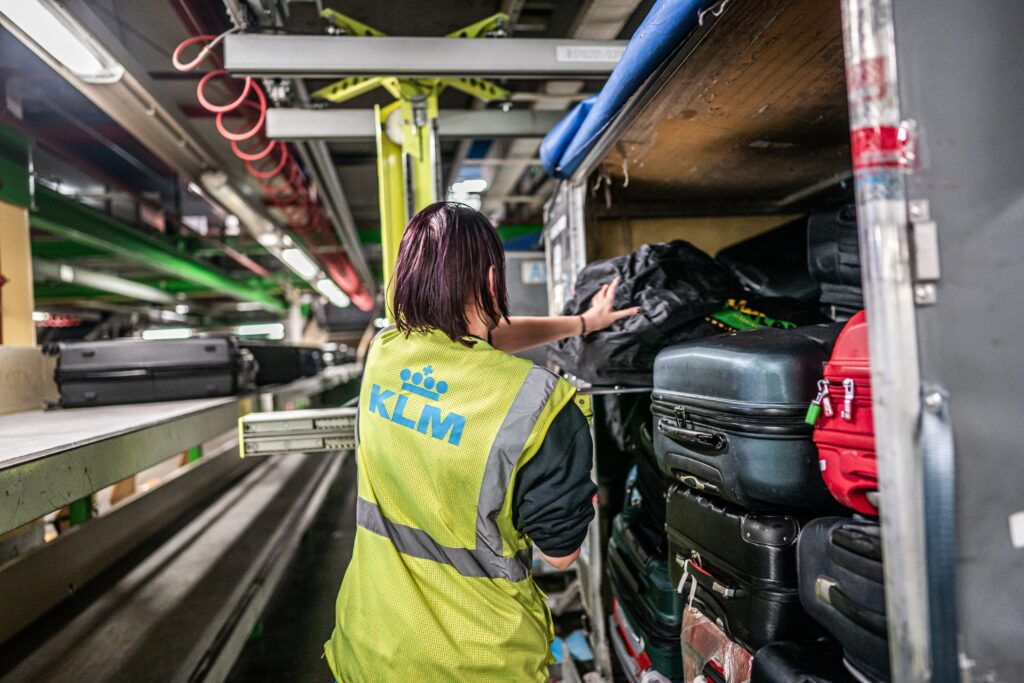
49 337 256 408
241 342 323 386
716 218 821 301
652 325 840 510
798 518 889 682
666 486 821 652
752 639 857 683
807 206 861 288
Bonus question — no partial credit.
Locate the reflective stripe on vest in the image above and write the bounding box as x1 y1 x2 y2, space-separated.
356 364 558 582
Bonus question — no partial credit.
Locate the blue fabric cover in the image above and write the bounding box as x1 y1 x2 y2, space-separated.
539 0 712 179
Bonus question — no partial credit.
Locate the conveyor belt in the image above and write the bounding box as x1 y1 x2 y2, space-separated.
0 452 344 683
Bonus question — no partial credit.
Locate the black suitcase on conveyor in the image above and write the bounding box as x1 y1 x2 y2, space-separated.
716 218 821 301
652 325 840 510
666 486 821 652
798 518 889 682
752 639 857 682
48 337 256 408
241 341 323 386
608 507 684 681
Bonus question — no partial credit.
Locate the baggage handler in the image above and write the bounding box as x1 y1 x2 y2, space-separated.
325 202 640 682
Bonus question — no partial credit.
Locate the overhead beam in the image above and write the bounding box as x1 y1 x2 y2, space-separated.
30 187 285 312
224 35 626 78
266 109 565 141
33 259 177 305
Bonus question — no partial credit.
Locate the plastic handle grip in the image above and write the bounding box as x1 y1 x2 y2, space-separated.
657 418 727 451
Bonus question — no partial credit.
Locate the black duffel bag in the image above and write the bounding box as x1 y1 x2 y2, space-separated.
547 241 735 386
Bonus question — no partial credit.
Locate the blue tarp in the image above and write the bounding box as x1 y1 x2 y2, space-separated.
540 0 714 179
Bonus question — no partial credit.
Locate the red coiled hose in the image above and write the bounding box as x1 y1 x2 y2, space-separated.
172 32 373 310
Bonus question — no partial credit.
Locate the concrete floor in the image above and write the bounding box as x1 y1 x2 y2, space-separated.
227 455 358 683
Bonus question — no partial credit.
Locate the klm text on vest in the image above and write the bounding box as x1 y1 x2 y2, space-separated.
369 366 466 446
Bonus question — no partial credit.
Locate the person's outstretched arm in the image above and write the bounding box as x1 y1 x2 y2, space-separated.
512 400 596 570
491 276 641 354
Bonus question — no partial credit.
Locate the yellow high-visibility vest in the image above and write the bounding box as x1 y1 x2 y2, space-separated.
325 327 579 682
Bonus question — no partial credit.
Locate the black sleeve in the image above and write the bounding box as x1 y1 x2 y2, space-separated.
512 400 597 557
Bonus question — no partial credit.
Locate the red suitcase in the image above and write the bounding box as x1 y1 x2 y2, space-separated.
811 310 877 515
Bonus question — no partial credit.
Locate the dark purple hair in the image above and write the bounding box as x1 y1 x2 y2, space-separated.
391 202 509 344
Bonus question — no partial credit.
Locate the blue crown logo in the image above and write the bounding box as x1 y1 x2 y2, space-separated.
400 366 449 401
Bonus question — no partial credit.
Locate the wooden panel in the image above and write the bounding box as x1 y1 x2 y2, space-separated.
601 0 850 206
589 214 798 262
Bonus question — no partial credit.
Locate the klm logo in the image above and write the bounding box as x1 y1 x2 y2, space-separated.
369 366 467 446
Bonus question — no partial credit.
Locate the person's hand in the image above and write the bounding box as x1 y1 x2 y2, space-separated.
581 276 642 334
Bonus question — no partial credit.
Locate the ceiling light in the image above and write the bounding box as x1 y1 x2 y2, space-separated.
315 278 351 308
235 323 285 340
142 327 193 340
0 0 125 84
450 178 488 194
58 264 75 283
280 247 320 280
175 304 190 315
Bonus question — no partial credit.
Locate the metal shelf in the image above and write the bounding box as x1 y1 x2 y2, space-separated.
0 364 361 537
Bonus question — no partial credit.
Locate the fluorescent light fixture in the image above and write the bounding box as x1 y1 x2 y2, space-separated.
281 247 320 280
450 178 488 194
32 311 50 322
235 323 285 340
315 278 351 308
257 232 281 247
142 327 194 340
0 0 125 84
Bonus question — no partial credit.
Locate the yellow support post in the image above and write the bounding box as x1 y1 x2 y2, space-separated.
0 200 35 346
375 102 408 320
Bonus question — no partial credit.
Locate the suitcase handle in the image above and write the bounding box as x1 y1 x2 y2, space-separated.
815 577 887 637
657 418 726 451
680 557 745 600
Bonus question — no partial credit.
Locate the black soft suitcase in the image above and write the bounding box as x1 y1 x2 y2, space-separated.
666 486 821 652
819 283 864 323
652 325 840 510
716 218 821 301
798 518 889 682
241 342 323 386
49 337 256 408
752 639 857 683
807 206 861 287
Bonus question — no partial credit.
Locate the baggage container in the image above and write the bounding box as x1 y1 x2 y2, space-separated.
240 342 323 386
48 337 256 408
798 517 889 682
681 605 752 683
751 639 856 682
811 311 877 515
666 486 821 651
652 325 840 510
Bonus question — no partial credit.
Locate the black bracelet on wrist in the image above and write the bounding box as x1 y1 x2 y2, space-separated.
579 315 587 336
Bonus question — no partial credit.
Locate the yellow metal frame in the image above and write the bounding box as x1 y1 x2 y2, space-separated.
315 11 514 319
